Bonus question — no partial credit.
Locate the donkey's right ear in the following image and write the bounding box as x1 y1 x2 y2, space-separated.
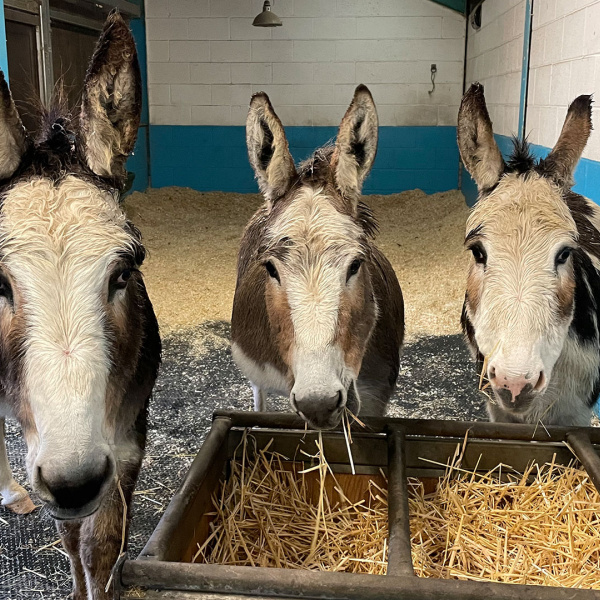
457 83 505 192
0 72 28 180
246 92 296 206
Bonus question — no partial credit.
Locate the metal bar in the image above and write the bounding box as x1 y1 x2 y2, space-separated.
120 559 600 600
518 0 533 139
5 6 39 26
212 410 600 444
566 429 600 494
79 0 141 18
139 416 232 561
386 427 413 577
5 0 38 14
49 9 103 32
38 0 53 105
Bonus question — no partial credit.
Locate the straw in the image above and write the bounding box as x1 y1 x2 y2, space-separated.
194 431 388 574
409 451 600 588
193 433 600 588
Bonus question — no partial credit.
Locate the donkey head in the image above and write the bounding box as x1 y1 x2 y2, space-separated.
458 83 592 417
0 13 157 520
245 85 379 429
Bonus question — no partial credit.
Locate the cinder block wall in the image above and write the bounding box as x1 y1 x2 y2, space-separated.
144 0 465 194
464 0 600 203
527 1 600 175
465 0 525 137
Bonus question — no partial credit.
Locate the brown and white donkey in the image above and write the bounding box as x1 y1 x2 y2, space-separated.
0 13 160 599
459 83 600 426
232 86 404 429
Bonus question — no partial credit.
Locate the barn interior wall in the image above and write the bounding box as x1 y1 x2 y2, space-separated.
464 0 600 205
144 0 466 194
525 0 600 202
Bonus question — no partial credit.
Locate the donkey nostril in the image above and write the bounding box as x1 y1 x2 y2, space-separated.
489 366 496 379
534 371 545 392
335 390 344 410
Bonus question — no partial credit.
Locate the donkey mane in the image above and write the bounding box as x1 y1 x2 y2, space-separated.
0 86 146 263
0 86 124 196
505 137 536 175
480 136 600 263
295 144 379 240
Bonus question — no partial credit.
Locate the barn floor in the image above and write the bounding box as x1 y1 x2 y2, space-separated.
0 188 484 599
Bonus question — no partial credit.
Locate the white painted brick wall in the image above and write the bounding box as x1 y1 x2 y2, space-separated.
527 0 600 161
146 0 465 126
465 0 526 137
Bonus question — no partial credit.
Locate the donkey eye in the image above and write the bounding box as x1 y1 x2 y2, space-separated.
555 247 572 267
347 259 362 282
113 269 133 293
264 261 280 283
470 244 487 266
0 275 13 304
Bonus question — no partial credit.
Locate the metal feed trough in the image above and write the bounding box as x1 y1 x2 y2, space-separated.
114 410 600 600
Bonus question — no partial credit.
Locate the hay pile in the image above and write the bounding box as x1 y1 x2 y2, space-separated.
124 188 469 339
194 435 388 573
410 457 600 587
194 435 600 588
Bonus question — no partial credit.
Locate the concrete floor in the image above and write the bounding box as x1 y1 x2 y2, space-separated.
0 323 483 599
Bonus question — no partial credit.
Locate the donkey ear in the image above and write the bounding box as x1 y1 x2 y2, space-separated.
332 85 378 204
79 11 141 181
246 92 296 206
539 95 593 187
0 71 28 180
457 83 505 192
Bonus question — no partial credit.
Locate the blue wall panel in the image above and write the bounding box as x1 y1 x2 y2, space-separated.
461 133 600 206
0 0 7 79
127 125 149 193
149 125 460 195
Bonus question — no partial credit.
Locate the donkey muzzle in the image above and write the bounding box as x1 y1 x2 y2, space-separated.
488 363 546 413
291 388 346 430
34 452 114 520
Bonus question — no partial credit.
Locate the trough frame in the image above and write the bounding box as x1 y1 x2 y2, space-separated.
116 410 600 600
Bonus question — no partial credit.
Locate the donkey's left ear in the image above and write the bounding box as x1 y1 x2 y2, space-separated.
332 85 378 204
80 11 141 181
247 92 297 206
539 95 593 187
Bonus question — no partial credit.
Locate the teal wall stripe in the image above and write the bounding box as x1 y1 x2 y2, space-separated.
0 0 8 79
149 125 460 195
518 0 533 139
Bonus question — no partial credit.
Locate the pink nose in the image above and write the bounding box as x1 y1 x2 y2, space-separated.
489 366 544 401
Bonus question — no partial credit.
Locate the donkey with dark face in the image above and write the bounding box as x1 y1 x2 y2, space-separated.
0 13 160 599
458 83 600 426
232 86 404 430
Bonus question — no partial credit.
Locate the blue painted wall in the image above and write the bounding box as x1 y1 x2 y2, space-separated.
463 133 600 207
149 125 460 195
0 0 7 79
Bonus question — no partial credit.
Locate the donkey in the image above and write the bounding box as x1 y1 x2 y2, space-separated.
0 13 160 599
458 82 600 426
231 86 404 430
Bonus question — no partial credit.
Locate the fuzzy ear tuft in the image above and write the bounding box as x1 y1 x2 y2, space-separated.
246 92 296 206
0 71 28 180
457 83 505 192
79 11 141 183
538 95 593 188
331 85 378 205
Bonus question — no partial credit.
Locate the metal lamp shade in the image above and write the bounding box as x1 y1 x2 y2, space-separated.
252 1 282 27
